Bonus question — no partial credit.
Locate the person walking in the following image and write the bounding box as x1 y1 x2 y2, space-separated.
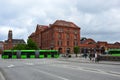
95 52 98 62
89 53 92 61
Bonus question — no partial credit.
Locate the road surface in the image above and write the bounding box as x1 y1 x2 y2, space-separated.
0 58 120 80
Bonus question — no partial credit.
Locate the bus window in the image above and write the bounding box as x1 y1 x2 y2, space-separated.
39 52 44 58
21 52 27 59
3 51 12 59
108 49 120 56
47 52 51 58
12 51 17 59
29 52 35 58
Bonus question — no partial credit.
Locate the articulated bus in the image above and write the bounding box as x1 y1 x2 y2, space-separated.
108 49 120 56
2 50 59 59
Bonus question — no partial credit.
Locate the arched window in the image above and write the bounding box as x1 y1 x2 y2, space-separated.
74 34 77 39
67 41 69 46
66 33 69 39
58 33 61 39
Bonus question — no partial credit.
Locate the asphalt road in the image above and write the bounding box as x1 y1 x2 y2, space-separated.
0 58 120 80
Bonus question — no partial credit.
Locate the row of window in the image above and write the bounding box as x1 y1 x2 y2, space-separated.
58 33 77 39
42 33 78 41
41 40 78 47
56 28 78 34
57 40 78 46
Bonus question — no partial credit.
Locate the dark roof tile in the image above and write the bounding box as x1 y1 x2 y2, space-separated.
53 20 80 28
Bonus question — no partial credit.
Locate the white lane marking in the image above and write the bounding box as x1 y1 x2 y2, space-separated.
0 72 5 80
51 64 120 77
8 64 14 68
33 68 69 80
108 71 120 75
24 60 69 65
26 63 34 65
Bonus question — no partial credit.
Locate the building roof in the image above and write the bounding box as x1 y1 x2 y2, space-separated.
97 41 108 44
30 32 35 37
114 42 120 45
0 41 3 43
36 24 48 31
52 20 80 28
81 38 96 44
5 39 25 44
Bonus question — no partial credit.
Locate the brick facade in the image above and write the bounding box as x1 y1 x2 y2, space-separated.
0 41 4 54
80 38 120 54
29 20 120 54
29 20 80 53
3 30 25 50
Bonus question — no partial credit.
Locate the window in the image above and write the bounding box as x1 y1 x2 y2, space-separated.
74 30 78 34
66 33 69 39
58 40 62 46
58 28 63 32
74 41 78 46
74 34 77 39
67 41 69 46
58 33 62 39
67 29 70 32
60 41 62 46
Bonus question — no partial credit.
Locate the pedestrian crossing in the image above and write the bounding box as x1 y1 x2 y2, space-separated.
5 59 70 68
24 60 70 65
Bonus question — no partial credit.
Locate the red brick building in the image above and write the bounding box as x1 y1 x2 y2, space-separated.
29 20 120 54
3 30 25 50
29 20 80 53
0 41 4 54
80 38 120 54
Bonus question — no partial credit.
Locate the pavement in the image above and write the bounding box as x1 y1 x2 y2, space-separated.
58 57 120 65
0 55 120 80
59 54 120 65
0 68 5 80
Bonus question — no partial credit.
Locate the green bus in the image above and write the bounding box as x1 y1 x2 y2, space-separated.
108 49 120 56
2 50 59 59
2 50 12 59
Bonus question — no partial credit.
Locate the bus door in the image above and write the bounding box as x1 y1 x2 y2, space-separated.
17 50 21 59
35 50 39 58
8 52 12 59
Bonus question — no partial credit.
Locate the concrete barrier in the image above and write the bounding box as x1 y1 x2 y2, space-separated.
100 55 120 61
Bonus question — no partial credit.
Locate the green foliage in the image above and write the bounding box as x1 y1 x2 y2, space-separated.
26 38 39 50
74 46 80 57
12 44 26 50
12 38 39 50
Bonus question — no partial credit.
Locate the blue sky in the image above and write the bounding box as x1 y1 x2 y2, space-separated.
0 0 120 43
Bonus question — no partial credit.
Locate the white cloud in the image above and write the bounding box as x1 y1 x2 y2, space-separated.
0 26 28 41
0 0 120 43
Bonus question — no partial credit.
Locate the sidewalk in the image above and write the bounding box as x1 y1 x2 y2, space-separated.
59 56 120 65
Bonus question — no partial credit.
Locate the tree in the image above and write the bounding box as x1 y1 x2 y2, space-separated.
12 44 26 50
12 39 39 50
26 38 39 50
74 46 80 57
